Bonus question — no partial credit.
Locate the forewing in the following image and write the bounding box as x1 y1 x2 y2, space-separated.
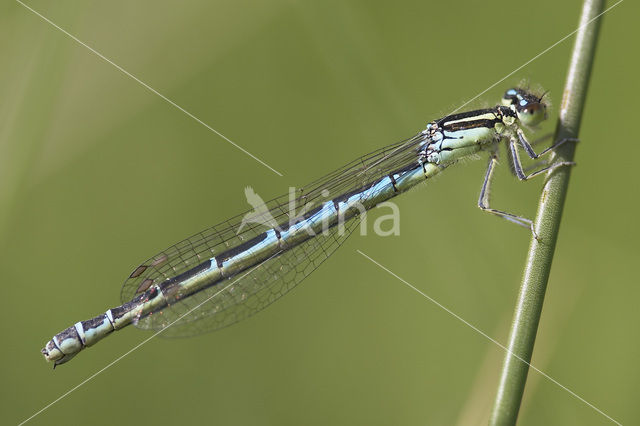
135 215 362 336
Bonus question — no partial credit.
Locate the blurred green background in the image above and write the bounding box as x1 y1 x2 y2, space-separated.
1 0 637 425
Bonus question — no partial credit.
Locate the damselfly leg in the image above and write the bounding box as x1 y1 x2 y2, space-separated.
510 136 578 180
478 153 535 234
478 137 578 239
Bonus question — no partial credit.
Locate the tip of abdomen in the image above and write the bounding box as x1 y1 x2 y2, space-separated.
41 324 84 367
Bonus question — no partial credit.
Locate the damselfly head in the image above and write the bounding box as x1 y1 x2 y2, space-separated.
502 88 547 127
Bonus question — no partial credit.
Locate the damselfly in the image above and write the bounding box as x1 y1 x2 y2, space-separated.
42 87 573 367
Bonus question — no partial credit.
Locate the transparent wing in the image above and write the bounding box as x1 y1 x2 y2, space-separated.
136 215 362 336
120 131 427 335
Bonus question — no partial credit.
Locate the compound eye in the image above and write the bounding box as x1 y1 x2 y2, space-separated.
528 104 540 113
518 102 546 126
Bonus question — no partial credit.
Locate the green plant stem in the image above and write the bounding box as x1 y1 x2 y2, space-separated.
488 1 604 424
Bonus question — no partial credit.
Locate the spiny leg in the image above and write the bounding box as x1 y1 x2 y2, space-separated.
522 159 553 174
509 136 577 181
516 129 578 160
505 132 554 177
478 153 537 238
479 136 578 239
